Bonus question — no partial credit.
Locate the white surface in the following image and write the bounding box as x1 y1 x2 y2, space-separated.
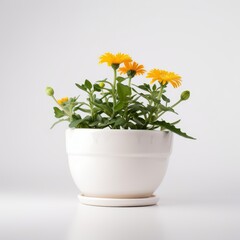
0 193 239 240
78 194 159 207
67 129 172 198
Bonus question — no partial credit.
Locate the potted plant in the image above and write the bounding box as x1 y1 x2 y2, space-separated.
46 52 195 207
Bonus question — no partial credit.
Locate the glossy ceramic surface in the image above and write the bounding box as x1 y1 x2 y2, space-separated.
66 129 173 199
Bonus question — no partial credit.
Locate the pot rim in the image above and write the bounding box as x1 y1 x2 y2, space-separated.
66 128 173 136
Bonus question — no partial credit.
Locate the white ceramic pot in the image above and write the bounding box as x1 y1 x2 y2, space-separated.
66 129 173 201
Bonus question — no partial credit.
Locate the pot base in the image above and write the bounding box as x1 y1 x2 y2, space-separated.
78 194 159 207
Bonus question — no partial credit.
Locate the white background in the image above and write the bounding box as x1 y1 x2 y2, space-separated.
0 0 240 239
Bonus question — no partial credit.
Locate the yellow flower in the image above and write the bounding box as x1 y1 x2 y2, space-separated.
57 97 69 105
119 61 146 78
146 69 181 88
99 52 132 67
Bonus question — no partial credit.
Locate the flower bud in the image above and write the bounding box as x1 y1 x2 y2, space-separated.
181 90 190 100
99 82 105 88
46 86 54 96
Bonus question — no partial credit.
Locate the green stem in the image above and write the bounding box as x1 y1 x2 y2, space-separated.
157 85 164 101
157 112 165 118
143 113 147 121
80 102 90 107
146 111 153 127
113 69 117 106
89 91 94 118
122 77 132 125
171 99 182 108
158 99 182 118
128 77 132 87
52 95 72 119
153 85 165 119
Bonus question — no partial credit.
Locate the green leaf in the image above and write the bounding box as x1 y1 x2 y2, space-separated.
85 79 92 90
98 119 116 127
99 92 111 100
146 104 157 113
162 94 170 103
134 84 150 92
88 121 99 127
93 84 101 92
171 119 181 125
130 94 140 101
140 93 152 101
117 83 131 101
158 104 177 114
149 98 176 113
96 114 102 122
128 103 148 115
69 119 83 128
151 97 160 104
75 83 88 92
116 76 126 83
94 98 103 104
153 120 196 139
76 107 91 113
132 117 145 126
92 101 113 116
114 101 125 112
53 107 65 118
69 116 92 128
96 78 107 82
113 117 126 128
127 122 137 129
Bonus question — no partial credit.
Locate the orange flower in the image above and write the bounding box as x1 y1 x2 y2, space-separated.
146 69 181 88
99 52 132 66
119 61 146 78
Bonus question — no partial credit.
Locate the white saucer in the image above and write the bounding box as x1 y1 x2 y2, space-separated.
78 194 159 207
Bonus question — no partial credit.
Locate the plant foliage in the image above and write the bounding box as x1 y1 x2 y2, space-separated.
46 52 195 139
